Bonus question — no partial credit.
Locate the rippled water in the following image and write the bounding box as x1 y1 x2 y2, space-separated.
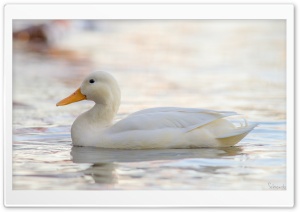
12 20 286 190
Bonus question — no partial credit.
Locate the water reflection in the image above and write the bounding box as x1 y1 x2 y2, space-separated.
71 146 243 163
71 146 243 187
83 163 118 185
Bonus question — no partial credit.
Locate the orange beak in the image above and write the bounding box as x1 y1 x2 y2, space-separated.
56 88 86 106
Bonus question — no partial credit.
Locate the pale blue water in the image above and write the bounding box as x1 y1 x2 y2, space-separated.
12 20 286 190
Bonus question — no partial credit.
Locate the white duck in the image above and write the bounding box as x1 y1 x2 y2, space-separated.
57 71 257 149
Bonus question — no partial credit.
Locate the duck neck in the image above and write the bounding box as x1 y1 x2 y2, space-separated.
86 103 117 127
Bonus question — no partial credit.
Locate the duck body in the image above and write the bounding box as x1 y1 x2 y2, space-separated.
57 71 257 149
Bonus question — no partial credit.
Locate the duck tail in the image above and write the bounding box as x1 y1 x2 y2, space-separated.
216 123 258 147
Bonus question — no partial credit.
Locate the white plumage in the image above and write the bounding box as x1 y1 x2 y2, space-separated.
57 71 257 149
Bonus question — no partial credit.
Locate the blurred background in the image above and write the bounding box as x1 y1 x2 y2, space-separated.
12 20 286 190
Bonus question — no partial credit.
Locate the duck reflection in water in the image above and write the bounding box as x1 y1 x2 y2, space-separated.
83 163 118 185
71 146 243 187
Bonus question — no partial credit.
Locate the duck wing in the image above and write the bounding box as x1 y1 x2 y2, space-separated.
109 107 237 133
129 107 237 116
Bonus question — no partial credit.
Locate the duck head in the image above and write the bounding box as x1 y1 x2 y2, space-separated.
56 71 121 113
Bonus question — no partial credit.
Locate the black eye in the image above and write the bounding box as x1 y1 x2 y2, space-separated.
89 79 95 84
